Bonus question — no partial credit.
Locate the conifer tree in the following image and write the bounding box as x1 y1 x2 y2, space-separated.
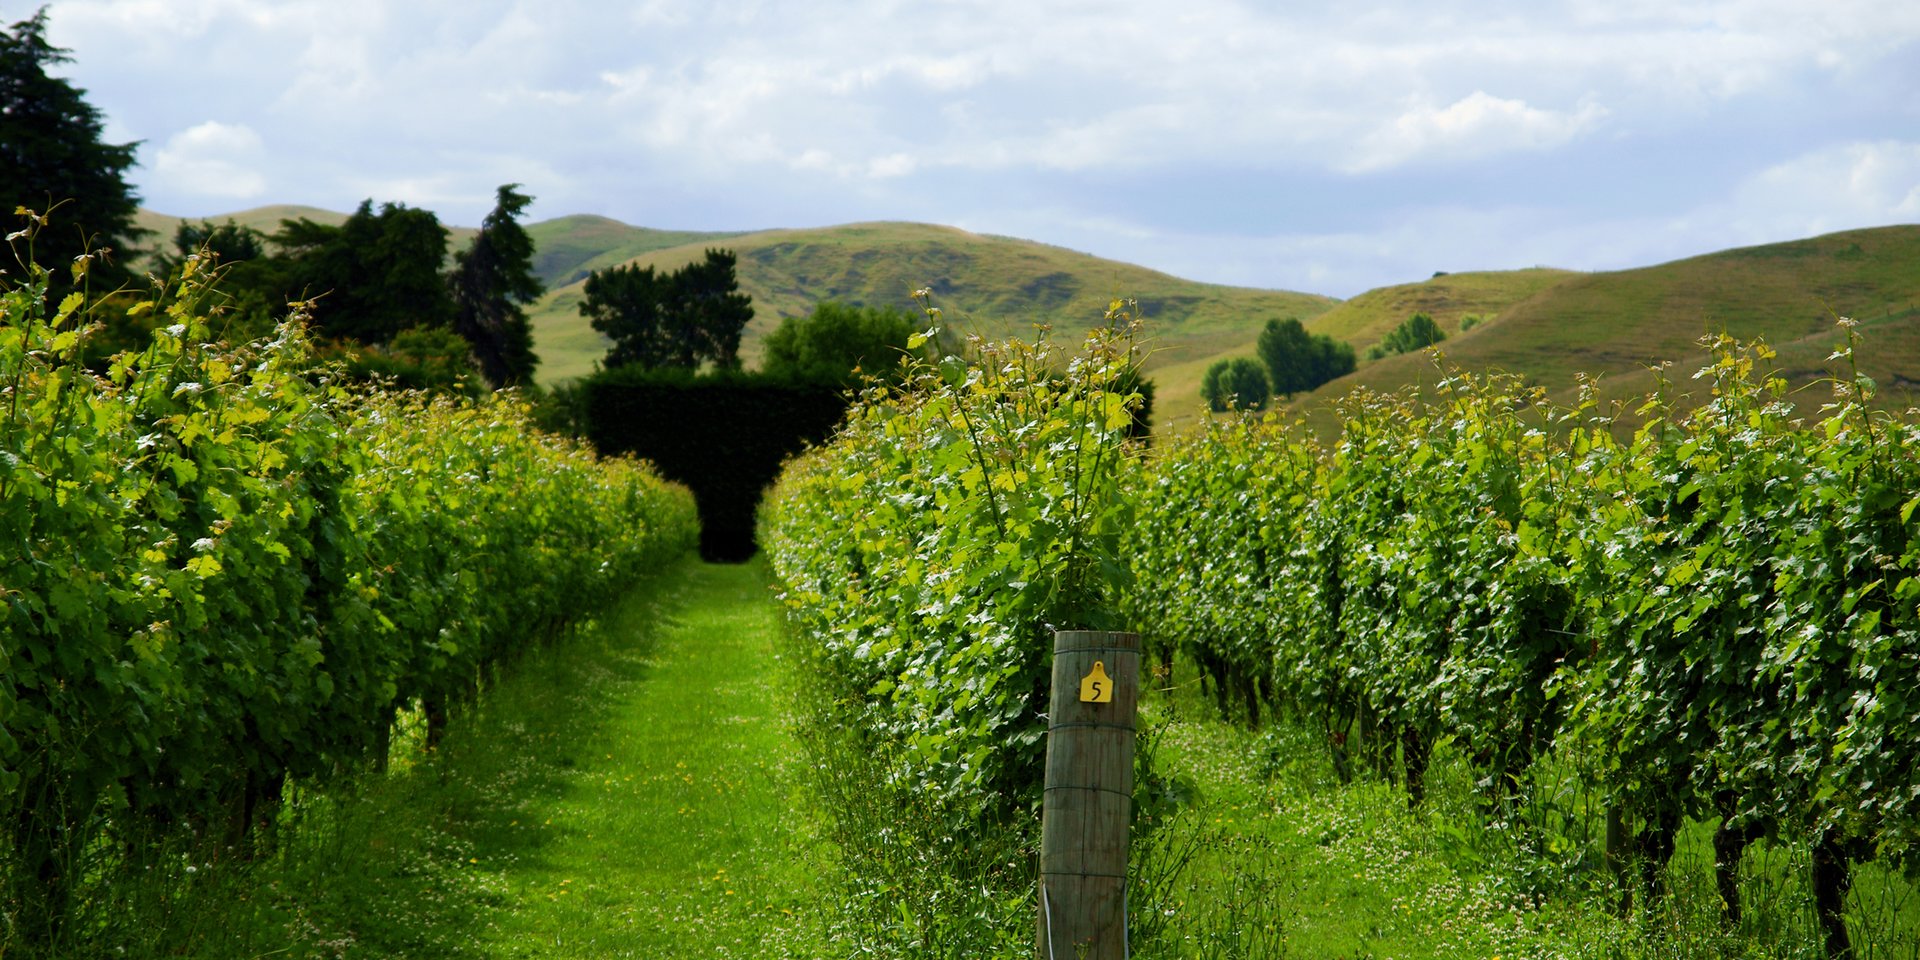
0 7 145 295
450 184 543 387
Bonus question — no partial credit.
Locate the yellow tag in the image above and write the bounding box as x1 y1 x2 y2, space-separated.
1079 661 1114 703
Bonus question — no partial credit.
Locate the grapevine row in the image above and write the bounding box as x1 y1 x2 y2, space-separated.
1123 331 1916 954
0 251 698 935
759 314 1144 817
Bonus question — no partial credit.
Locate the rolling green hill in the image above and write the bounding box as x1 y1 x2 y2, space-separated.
1286 225 1920 434
525 221 1340 395
134 205 1920 437
1129 268 1578 430
522 215 742 289
1306 267 1578 348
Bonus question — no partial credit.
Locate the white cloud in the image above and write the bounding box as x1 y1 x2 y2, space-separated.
866 153 917 179
1736 141 1920 228
152 121 269 200
38 0 1920 293
1346 92 1609 173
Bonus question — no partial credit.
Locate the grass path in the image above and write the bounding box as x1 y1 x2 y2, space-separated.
186 557 829 958
458 557 821 957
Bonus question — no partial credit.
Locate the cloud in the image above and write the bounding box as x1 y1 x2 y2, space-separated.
1735 141 1920 228
152 121 269 200
1346 92 1609 173
39 0 1920 295
866 153 917 179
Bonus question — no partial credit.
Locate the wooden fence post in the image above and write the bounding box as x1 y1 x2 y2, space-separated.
1037 630 1139 960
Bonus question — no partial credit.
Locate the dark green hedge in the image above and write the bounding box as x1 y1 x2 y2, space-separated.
582 367 851 561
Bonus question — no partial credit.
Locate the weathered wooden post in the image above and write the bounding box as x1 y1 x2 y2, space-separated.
1037 630 1139 959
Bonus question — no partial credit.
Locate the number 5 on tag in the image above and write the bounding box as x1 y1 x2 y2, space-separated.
1079 661 1114 703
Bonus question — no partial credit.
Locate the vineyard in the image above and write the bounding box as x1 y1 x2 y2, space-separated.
761 312 1920 956
1124 328 1920 957
0 240 697 949
6 224 1918 956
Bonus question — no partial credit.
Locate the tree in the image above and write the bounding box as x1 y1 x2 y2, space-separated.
581 263 668 369
1200 357 1270 412
582 249 753 371
1374 311 1447 359
1308 333 1357 386
1256 317 1355 398
272 199 455 344
1256 317 1314 396
665 249 752 370
161 218 268 267
1 7 145 295
760 301 919 384
150 218 284 340
449 184 543 388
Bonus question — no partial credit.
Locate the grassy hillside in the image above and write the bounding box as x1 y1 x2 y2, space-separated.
522 215 742 289
1288 225 1920 434
527 221 1339 389
1306 267 1577 348
135 205 1917 437
1143 267 1580 429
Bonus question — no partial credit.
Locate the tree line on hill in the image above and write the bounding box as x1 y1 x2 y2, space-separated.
576 249 926 385
155 188 544 391
1201 311 1449 412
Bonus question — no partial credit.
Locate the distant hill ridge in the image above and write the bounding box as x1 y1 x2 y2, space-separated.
1295 224 1920 433
134 206 1920 430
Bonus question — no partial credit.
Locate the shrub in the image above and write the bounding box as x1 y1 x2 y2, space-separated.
1200 357 1271 412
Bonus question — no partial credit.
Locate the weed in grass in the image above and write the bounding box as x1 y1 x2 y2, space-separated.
1132 818 1302 960
787 666 1035 959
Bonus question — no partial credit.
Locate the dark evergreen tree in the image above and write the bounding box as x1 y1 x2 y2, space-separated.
667 249 752 370
449 183 543 388
582 248 753 370
272 200 455 344
0 7 145 295
582 262 669 369
162 218 267 266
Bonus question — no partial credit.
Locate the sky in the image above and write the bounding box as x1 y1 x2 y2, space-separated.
28 0 1920 298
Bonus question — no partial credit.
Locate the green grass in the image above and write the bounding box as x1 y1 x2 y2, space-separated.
1132 661 1920 960
459 558 821 958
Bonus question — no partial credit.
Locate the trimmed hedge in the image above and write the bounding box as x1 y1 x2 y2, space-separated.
582 367 851 561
